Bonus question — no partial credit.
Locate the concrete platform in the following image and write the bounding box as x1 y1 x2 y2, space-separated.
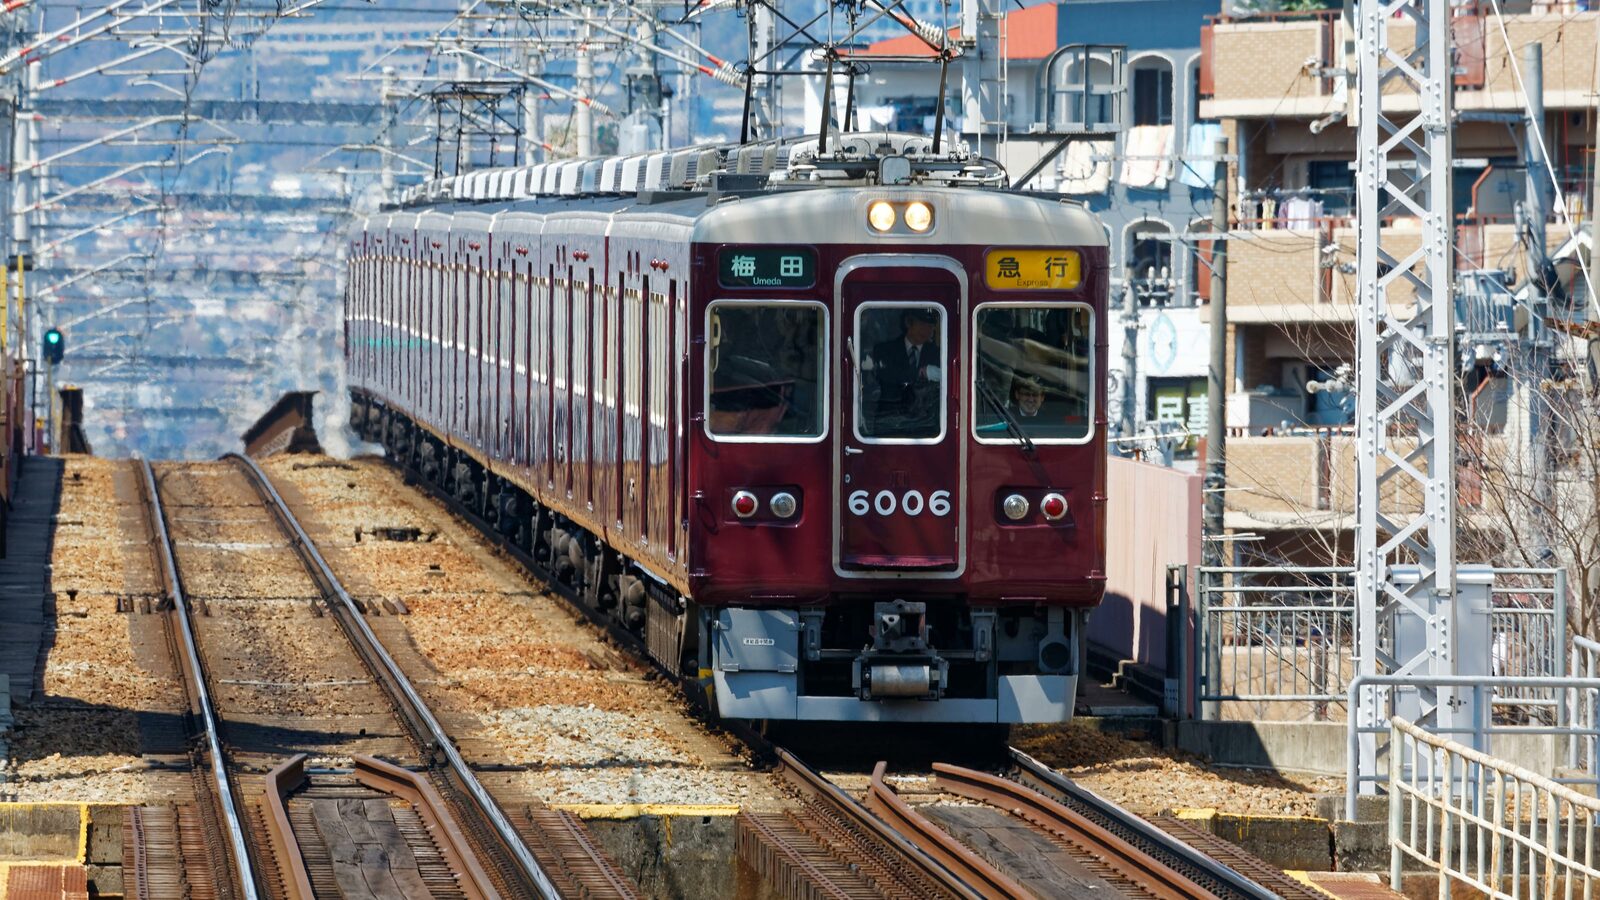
1299 871 1405 899
0 456 62 710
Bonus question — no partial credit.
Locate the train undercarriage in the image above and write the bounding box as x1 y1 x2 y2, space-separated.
351 391 1085 724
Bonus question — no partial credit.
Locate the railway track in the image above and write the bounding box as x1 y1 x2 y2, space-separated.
739 748 1319 900
132 456 617 899
373 450 1331 899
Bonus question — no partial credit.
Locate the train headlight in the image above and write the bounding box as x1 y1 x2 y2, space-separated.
904 201 933 233
1002 494 1029 521
867 201 896 233
770 491 798 519
732 491 759 519
1041 493 1068 521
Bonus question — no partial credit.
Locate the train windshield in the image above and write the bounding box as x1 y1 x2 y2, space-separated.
973 304 1093 443
706 301 826 440
855 303 947 442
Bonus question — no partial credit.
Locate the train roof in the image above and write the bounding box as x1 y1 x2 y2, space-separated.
360 188 1103 250
363 131 1106 250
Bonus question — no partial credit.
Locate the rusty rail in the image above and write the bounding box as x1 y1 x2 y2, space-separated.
352 755 500 900
864 762 1032 900
1009 748 1285 900
261 756 315 900
933 763 1215 900
775 750 984 900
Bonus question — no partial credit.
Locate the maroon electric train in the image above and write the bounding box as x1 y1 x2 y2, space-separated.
345 133 1109 723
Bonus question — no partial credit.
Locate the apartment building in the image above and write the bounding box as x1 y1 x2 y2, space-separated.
834 0 1224 452
1200 3 1599 566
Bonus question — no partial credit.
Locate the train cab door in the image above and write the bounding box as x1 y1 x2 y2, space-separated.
835 258 965 575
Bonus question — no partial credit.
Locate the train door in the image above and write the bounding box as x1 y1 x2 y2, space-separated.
835 258 965 575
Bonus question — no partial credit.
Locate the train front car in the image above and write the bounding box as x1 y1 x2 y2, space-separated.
693 185 1108 724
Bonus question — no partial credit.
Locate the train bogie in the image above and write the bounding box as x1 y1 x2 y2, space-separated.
346 139 1109 724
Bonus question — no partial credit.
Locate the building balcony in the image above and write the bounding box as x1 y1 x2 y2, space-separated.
1212 221 1568 321
1199 7 1600 120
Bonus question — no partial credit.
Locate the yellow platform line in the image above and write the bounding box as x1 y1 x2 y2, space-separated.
550 803 741 820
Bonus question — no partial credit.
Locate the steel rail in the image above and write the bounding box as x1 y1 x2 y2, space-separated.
863 761 1032 900
139 459 261 900
776 750 987 900
223 453 561 900
934 762 1210 900
1008 748 1280 900
261 756 316 900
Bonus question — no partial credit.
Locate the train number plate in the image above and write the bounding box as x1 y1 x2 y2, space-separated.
847 489 951 517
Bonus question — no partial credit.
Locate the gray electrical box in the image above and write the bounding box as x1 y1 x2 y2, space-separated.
1391 564 1494 755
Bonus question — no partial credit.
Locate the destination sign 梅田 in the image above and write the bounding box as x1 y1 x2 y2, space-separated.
718 247 817 289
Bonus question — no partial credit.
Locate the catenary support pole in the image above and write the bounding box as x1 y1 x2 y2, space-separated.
1204 137 1229 570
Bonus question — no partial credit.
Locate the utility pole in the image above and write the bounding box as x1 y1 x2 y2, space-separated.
576 6 594 157
1204 137 1229 569
1120 281 1138 442
380 66 397 203
960 0 1002 158
520 48 544 163
1522 44 1549 266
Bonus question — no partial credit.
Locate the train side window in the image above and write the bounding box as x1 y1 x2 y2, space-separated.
972 303 1094 444
855 303 946 442
705 300 827 442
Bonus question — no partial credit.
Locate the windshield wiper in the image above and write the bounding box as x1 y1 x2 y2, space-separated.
975 376 1035 454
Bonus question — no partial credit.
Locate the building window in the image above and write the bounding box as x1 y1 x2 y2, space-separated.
1132 65 1173 127
1126 221 1174 306
1306 160 1354 216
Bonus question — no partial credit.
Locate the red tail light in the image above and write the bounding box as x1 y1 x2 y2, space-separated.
1041 493 1068 521
732 491 759 519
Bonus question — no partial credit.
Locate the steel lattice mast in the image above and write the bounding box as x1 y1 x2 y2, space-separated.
1353 0 1457 788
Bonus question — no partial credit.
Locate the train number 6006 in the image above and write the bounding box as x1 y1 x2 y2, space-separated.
848 489 952 517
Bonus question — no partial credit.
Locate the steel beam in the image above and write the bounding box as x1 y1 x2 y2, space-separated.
1353 0 1457 791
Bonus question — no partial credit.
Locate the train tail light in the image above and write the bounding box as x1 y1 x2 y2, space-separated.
732 491 759 518
1002 494 1029 521
1041 493 1068 521
769 491 798 519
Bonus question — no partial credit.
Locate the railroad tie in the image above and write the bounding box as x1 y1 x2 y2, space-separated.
520 808 639 900
123 807 187 900
736 812 872 900
787 800 954 900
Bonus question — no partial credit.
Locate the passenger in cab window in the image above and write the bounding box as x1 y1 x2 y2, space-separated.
975 305 1091 442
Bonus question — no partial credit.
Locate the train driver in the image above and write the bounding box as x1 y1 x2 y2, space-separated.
863 307 942 437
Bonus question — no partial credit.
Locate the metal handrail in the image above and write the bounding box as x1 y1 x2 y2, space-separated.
1345 674 1600 819
1388 715 1600 897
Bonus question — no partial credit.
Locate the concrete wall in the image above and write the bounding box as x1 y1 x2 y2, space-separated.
1091 457 1201 678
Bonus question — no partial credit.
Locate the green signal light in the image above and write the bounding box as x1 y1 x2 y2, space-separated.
46 330 60 344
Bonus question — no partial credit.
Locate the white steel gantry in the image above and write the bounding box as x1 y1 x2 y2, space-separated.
1352 0 1458 789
